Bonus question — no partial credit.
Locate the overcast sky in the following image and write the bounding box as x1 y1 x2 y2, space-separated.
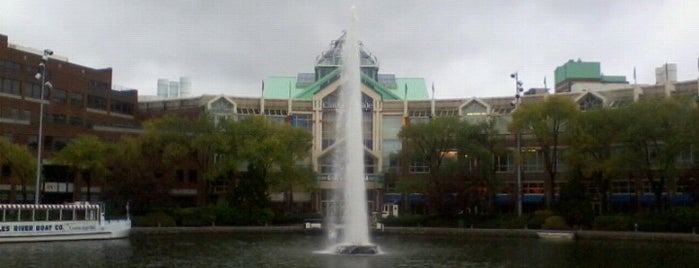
1 1 698 99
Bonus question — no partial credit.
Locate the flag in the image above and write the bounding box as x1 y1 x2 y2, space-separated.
543 76 547 89
404 84 408 98
431 82 435 98
633 67 637 83
261 80 265 93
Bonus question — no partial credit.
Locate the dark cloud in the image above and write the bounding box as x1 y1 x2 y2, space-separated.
1 0 697 98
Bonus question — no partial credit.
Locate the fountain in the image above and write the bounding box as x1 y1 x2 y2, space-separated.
329 7 378 255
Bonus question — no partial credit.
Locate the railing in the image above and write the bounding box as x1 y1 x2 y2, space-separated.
316 174 384 183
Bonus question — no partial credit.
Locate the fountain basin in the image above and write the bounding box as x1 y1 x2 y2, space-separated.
334 244 379 255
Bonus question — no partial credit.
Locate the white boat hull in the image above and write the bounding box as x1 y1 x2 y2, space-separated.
0 219 131 243
537 231 576 240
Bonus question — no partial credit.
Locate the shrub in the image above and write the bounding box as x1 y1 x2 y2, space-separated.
528 210 555 229
134 211 176 227
542 215 569 230
381 214 429 227
592 214 633 231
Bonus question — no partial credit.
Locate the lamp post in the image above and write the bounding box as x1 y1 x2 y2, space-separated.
510 72 524 217
34 49 53 204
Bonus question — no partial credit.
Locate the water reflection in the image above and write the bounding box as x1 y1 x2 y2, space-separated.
0 232 697 267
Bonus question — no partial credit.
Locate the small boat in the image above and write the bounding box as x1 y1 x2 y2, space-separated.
537 231 576 241
0 202 131 243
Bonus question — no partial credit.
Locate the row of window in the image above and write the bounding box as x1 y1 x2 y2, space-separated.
0 76 133 115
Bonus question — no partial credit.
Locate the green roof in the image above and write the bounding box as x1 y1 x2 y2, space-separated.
554 60 601 85
263 71 428 101
554 59 628 85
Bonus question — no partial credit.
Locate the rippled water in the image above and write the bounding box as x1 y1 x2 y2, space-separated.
0 232 697 267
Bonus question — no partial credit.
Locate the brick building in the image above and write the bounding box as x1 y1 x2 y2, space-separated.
0 34 139 203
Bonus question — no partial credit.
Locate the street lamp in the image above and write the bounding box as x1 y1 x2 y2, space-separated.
34 49 53 204
511 72 523 217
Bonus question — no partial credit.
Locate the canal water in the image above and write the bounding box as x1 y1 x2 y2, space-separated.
0 232 697 267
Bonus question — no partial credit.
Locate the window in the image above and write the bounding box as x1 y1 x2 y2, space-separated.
522 149 545 172
68 117 83 126
363 110 373 149
290 114 312 131
23 83 43 99
210 98 233 112
50 88 67 103
188 170 198 183
578 94 603 111
88 80 109 91
111 101 133 115
321 112 336 150
409 159 430 173
611 181 633 194
496 153 514 172
50 114 67 124
319 155 333 174
0 78 21 95
176 169 185 183
69 92 84 107
87 95 107 110
365 155 376 174
523 183 544 194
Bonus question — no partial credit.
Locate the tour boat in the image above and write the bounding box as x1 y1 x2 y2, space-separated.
0 202 131 243
536 231 576 241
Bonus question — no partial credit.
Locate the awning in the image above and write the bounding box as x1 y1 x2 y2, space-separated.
495 194 512 204
384 193 402 204
610 194 632 203
409 193 425 203
671 194 694 204
523 194 544 203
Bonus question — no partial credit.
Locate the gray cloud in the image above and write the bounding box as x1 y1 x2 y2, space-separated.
1 0 697 98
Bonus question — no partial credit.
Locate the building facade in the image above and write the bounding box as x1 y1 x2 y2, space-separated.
139 34 699 215
0 34 139 203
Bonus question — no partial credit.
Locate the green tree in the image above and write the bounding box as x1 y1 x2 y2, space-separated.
457 119 507 213
511 96 579 209
265 122 314 213
51 135 110 201
0 138 37 203
229 116 313 219
617 98 694 211
139 114 218 206
399 116 464 214
566 108 626 213
105 136 173 212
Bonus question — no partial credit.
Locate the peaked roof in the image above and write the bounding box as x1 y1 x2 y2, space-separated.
263 72 428 101
263 32 428 101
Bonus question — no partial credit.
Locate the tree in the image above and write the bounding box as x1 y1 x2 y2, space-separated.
51 135 110 201
230 116 313 218
399 116 465 214
140 114 218 206
105 136 173 212
0 138 36 203
457 119 507 213
265 122 314 213
566 108 626 213
617 98 694 211
511 96 578 209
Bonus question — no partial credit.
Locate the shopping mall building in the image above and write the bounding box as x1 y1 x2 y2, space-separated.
139 34 699 214
2 32 698 213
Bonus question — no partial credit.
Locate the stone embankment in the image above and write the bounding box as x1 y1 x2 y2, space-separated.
132 226 699 243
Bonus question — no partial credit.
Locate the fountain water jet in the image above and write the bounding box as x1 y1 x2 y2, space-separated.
329 6 378 255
